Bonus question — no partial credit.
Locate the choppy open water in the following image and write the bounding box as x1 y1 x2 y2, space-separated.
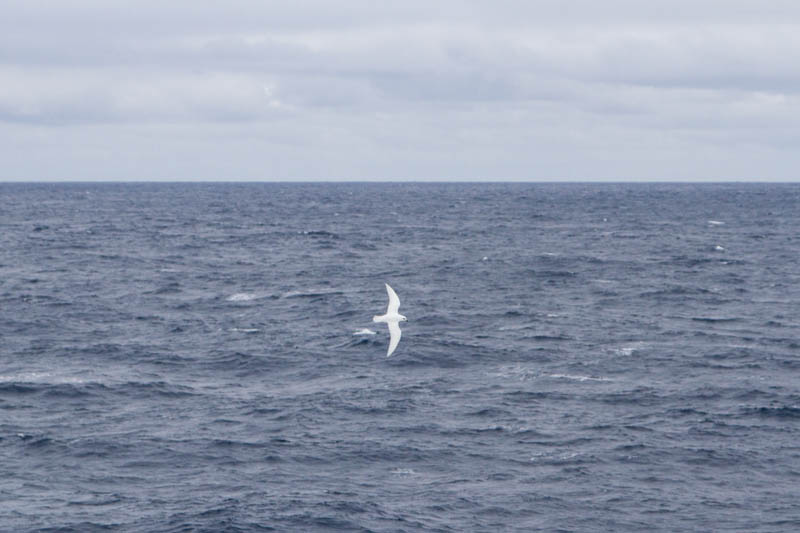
1 182 799 532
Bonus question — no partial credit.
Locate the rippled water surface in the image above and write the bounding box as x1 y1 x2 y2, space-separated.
1 183 799 532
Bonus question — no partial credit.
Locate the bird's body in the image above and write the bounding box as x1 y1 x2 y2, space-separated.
373 283 406 356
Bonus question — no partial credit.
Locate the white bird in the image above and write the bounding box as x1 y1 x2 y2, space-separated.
372 283 407 357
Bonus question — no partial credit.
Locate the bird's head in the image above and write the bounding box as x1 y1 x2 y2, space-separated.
399 314 408 322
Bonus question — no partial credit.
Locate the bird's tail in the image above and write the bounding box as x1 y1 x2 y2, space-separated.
372 315 383 323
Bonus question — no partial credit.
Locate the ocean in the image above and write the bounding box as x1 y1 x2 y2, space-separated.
1 182 799 532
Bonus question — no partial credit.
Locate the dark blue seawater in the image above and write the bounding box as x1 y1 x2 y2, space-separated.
1 182 799 532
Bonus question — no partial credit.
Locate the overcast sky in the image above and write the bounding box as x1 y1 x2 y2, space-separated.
2 0 799 181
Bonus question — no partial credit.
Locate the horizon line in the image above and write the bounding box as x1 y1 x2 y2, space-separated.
1 179 797 184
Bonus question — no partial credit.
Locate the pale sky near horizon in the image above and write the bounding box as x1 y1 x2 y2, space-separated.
2 1 799 181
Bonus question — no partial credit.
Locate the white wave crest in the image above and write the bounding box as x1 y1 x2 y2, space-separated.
0 372 85 384
614 342 646 356
546 374 611 382
227 293 257 302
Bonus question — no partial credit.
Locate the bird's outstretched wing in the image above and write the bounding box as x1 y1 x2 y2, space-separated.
385 283 400 314
387 321 402 357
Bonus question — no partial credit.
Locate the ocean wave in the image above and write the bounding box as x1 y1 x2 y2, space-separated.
742 405 800 419
0 380 196 399
545 373 612 382
691 316 740 323
227 292 258 302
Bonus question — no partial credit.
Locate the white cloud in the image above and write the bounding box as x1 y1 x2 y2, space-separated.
0 67 291 123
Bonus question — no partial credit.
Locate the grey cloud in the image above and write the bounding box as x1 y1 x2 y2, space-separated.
1 1 800 180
